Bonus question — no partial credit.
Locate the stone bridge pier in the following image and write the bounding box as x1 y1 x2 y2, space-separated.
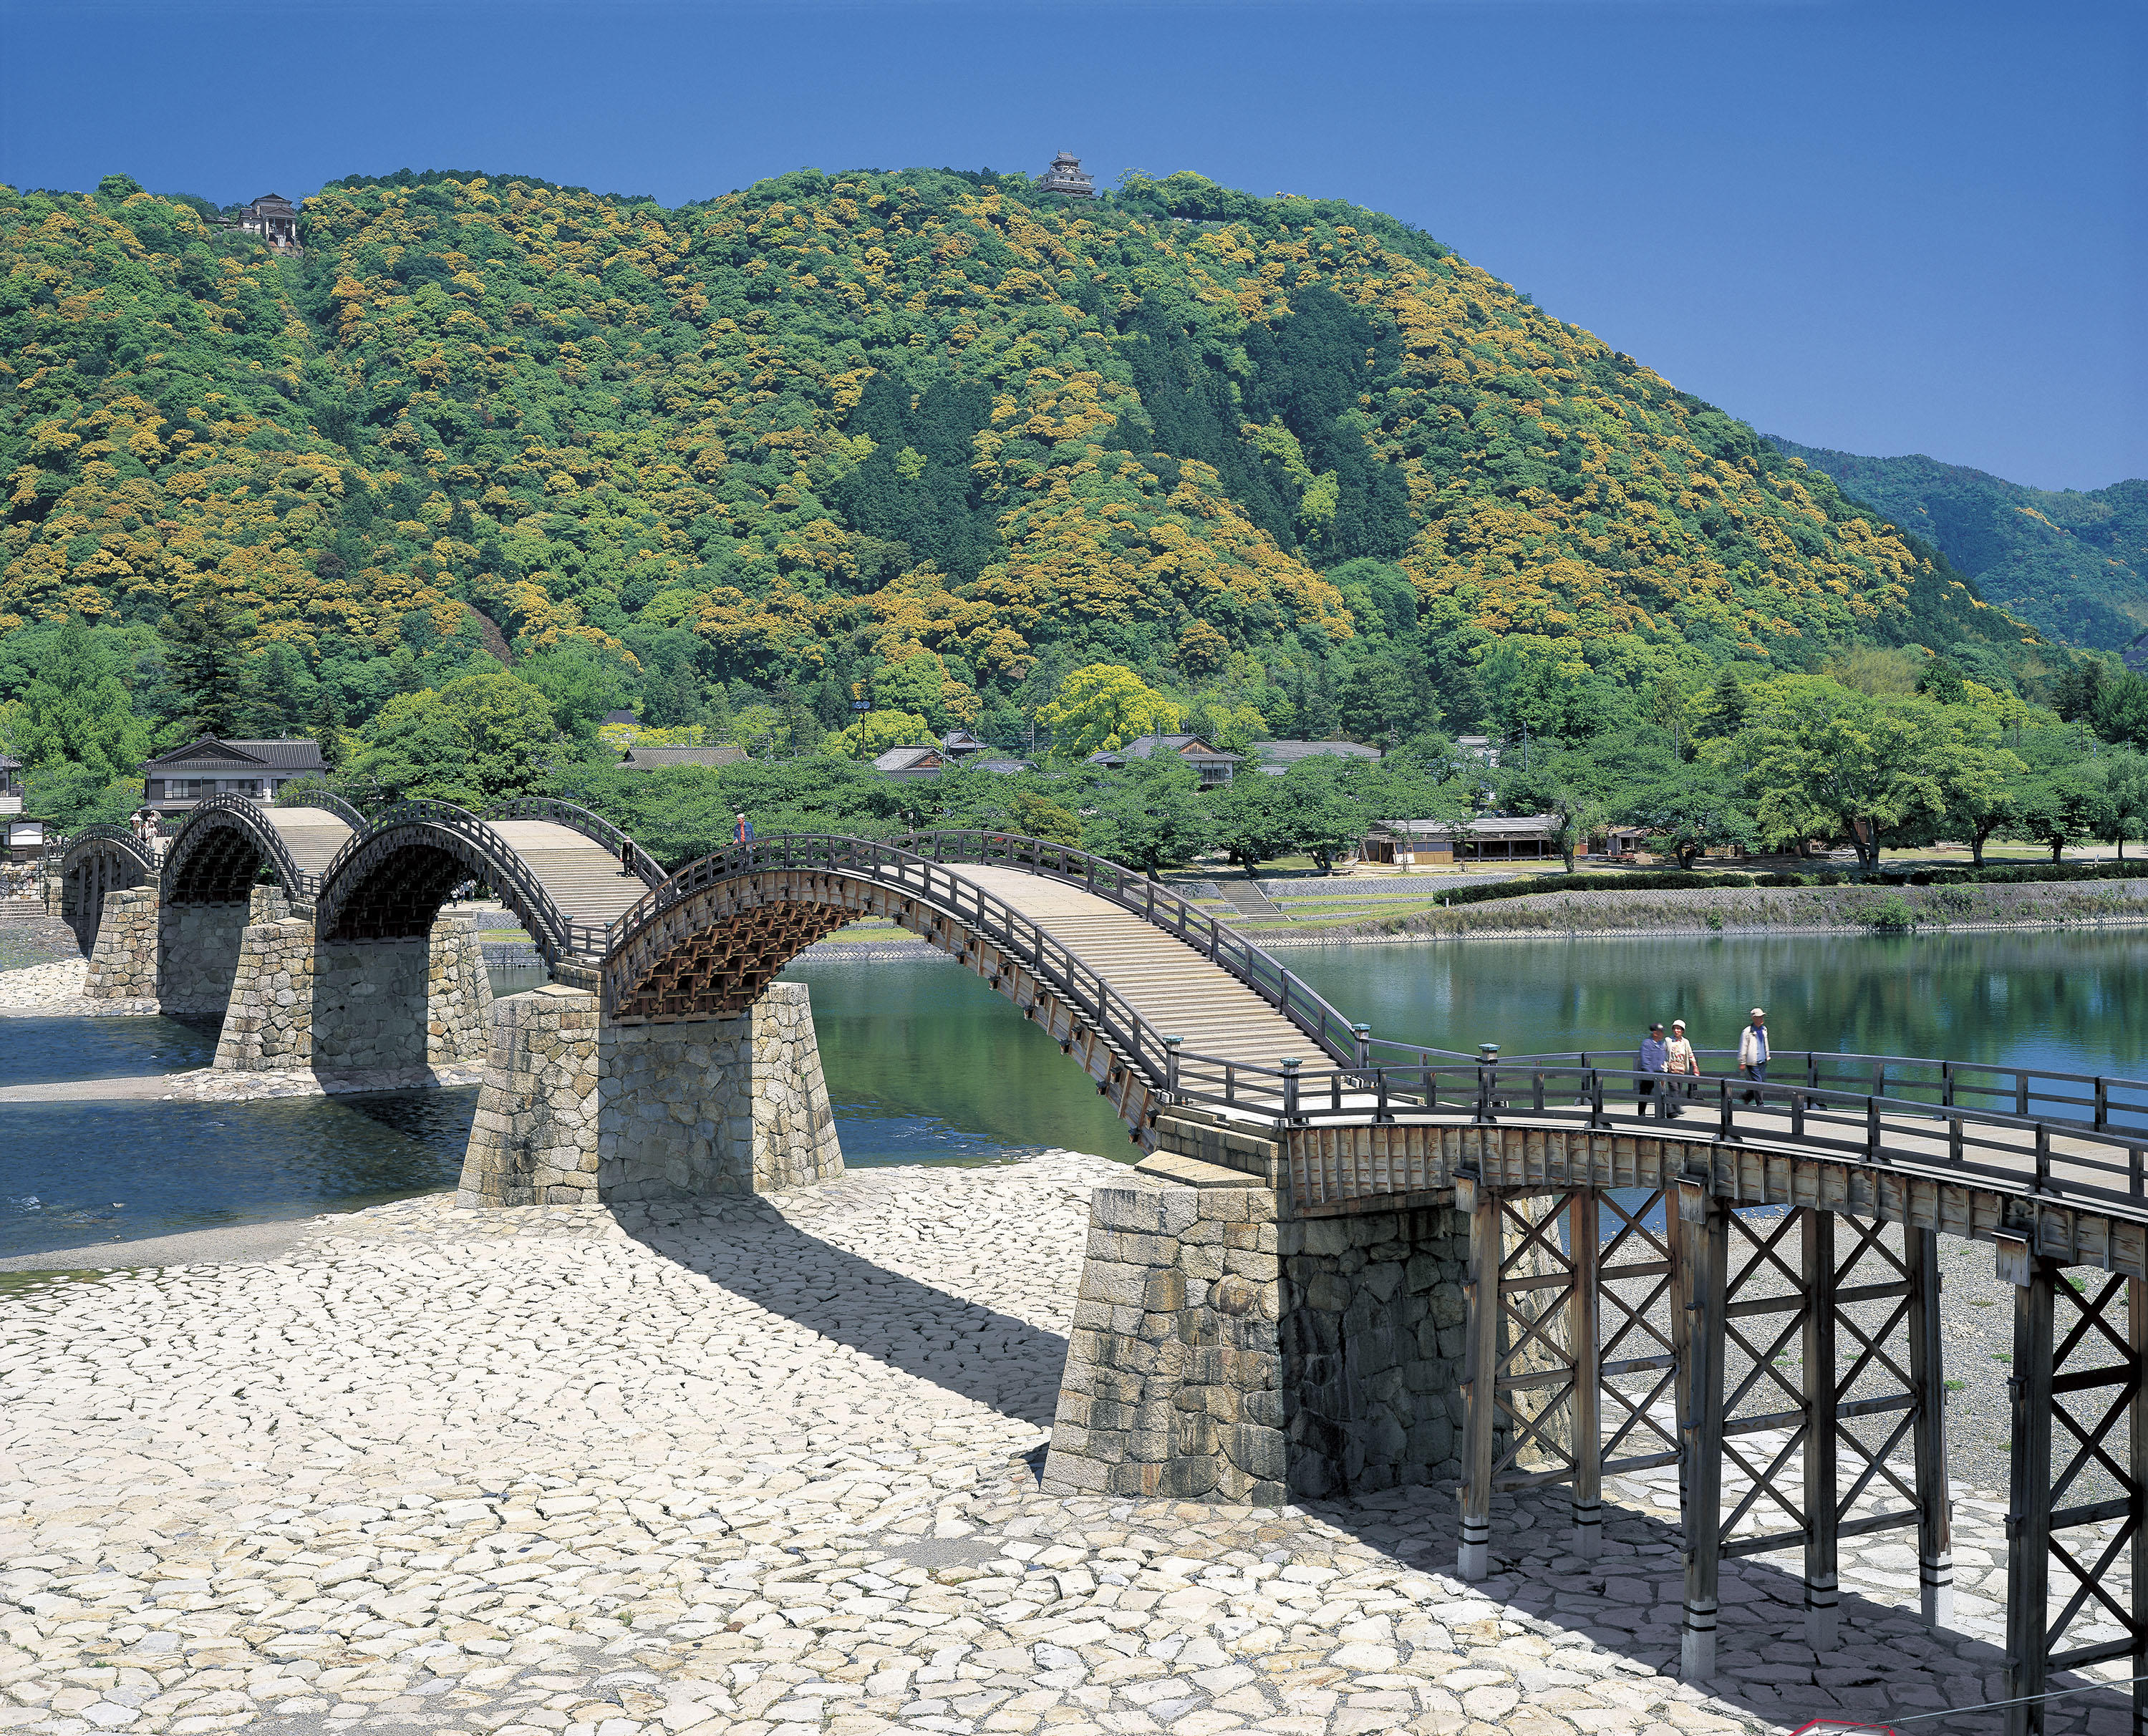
455 980 843 1207
212 913 493 1072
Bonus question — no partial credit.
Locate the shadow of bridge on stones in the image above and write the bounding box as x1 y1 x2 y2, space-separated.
617 1200 1075 1432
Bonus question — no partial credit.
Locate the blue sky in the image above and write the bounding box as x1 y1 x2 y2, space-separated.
2 0 2140 491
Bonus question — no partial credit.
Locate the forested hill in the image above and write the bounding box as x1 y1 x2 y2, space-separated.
1 165 2036 744
1764 436 2148 662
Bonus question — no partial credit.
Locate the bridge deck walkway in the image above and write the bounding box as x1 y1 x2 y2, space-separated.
1279 1077 2147 1231
956 865 1311 1069
490 819 648 934
261 809 353 883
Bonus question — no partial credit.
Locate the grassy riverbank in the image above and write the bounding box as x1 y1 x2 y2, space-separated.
1267 874 2148 941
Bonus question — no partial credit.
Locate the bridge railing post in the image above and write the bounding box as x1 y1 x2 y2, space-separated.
1282 1057 1300 1119
1475 1044 1499 1125
1164 1035 1181 1100
1352 1022 1370 1070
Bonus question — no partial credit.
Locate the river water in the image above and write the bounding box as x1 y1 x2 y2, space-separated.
4 930 2142 1261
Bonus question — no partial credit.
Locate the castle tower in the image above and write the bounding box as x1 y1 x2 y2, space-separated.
1037 152 1097 198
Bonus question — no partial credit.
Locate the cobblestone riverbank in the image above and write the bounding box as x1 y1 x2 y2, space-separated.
0 1158 2120 1736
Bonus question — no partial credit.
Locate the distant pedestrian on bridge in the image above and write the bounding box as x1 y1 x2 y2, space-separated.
735 812 755 846
1637 1023 1668 1115
1665 1019 1698 1116
1738 1007 1769 1102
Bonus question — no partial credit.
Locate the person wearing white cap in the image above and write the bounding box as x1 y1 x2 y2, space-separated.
1737 1007 1769 1103
1665 1019 1698 1117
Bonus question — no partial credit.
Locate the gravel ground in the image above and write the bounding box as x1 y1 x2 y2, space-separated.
0 919 82 974
3 1161 2136 1736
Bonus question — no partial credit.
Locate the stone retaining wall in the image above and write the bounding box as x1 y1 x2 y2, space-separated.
83 887 158 999
1042 1174 1471 1506
456 981 841 1207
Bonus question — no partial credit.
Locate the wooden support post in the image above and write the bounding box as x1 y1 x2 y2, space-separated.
1907 1225 1955 1629
2004 1253 2055 1736
2132 1276 2147 1736
1571 1189 1603 1561
1802 1208 1840 1652
1679 1174 1727 1682
1458 1175 1501 1581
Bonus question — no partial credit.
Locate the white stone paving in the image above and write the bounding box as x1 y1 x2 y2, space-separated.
0 1158 2129 1736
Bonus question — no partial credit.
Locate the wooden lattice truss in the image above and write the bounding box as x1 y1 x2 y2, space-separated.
163 809 274 904
602 868 1162 1148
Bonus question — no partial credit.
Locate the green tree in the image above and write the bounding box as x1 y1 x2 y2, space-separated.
24 762 140 829
18 616 137 780
832 709 931 759
871 651 955 732
310 686 348 770
518 641 632 743
161 596 248 741
1689 666 1751 741
347 672 559 805
2096 749 2148 860
1497 744 1610 872
1337 659 1422 747
1616 757 1756 871
2008 767 2102 863
1278 757 1370 872
1209 772 1298 878
1037 664 1181 764
1731 682 1988 870
1080 757 1211 878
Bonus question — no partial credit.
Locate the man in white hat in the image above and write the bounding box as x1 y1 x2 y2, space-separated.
1737 1007 1769 1103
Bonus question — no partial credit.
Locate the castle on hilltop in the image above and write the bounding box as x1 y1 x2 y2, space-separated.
1036 152 1096 198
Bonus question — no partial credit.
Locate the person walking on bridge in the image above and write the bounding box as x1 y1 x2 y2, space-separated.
735 812 755 847
1664 1019 1698 1117
1637 1022 1669 1117
1738 1007 1769 1103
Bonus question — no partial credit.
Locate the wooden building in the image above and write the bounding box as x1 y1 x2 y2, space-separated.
1360 814 1562 866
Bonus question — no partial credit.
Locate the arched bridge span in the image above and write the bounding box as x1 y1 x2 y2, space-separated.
160 794 357 905
56 825 158 954
599 832 1355 1143
314 796 661 965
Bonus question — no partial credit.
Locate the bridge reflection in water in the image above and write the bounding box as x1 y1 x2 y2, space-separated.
45 815 2148 1731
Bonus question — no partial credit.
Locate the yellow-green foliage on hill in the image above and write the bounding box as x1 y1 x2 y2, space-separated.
1 165 2028 734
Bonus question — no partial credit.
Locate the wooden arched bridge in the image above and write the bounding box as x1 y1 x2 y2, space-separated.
50 815 2148 1730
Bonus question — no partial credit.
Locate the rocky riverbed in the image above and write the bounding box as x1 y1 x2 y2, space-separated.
3 1158 2124 1736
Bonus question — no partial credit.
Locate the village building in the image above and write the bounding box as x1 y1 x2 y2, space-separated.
1359 813 1562 867
0 753 21 817
617 745 750 770
874 745 950 780
140 738 327 820
1083 734 1239 787
235 193 301 251
1036 152 1097 198
1252 740 1381 776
